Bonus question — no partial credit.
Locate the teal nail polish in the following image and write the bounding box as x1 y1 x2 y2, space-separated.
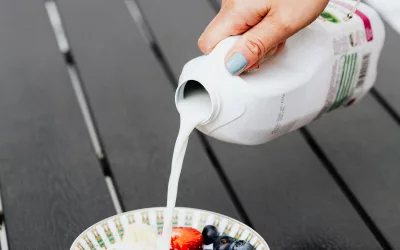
226 53 248 75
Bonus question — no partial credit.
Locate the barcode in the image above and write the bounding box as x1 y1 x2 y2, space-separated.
357 53 371 88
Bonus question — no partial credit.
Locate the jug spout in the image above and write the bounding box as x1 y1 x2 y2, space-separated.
175 53 247 136
175 79 220 125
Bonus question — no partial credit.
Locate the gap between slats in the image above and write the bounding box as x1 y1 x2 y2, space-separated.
44 0 125 215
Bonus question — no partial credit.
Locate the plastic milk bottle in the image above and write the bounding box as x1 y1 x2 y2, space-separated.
175 0 385 145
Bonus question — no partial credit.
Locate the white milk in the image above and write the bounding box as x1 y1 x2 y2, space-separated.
159 89 211 250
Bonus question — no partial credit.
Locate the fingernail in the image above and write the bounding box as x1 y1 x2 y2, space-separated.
226 52 248 75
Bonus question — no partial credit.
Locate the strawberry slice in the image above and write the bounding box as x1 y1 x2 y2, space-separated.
170 227 203 250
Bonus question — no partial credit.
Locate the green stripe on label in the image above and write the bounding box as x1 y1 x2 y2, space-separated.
339 55 351 102
328 53 358 112
341 53 357 106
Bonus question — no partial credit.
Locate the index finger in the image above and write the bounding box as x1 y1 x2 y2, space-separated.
198 8 247 55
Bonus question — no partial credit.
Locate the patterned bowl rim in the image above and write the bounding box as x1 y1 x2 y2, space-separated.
70 207 270 250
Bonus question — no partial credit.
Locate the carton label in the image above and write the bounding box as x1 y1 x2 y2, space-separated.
316 0 373 118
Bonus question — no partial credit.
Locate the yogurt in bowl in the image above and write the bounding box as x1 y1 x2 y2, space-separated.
70 207 270 250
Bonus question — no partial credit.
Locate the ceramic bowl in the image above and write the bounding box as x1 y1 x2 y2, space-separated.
70 207 270 250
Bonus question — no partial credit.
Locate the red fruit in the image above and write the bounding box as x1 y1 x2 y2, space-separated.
170 227 203 250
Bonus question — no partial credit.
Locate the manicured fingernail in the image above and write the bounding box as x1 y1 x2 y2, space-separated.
226 53 248 75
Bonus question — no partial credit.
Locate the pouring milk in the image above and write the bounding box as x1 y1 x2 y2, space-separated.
160 1 385 250
159 89 211 250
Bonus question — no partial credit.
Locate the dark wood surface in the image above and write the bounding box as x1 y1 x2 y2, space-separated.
0 0 115 249
206 136 383 249
56 0 240 219
0 0 398 249
374 25 400 115
309 93 400 249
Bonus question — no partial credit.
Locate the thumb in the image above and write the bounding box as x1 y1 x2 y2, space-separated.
225 16 291 75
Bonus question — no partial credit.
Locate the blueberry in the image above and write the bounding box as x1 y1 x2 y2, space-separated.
202 225 220 245
213 236 236 250
229 240 254 250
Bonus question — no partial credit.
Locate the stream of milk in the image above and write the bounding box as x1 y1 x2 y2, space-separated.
159 90 211 250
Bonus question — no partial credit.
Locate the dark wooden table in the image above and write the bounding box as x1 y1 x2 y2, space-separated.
0 0 399 249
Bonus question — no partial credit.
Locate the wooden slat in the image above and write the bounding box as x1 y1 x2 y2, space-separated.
374 25 400 115
0 1 115 249
141 0 216 78
130 0 381 248
309 93 400 249
56 0 240 218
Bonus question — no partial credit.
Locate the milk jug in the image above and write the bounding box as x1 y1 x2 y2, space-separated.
175 0 385 145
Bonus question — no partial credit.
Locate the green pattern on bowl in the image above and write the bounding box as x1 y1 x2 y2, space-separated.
71 207 270 250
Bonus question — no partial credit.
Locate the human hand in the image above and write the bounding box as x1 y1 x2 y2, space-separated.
198 0 329 75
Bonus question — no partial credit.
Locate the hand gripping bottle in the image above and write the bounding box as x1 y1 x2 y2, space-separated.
175 0 385 145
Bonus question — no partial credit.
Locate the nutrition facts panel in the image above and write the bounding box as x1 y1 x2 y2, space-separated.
0 0 399 249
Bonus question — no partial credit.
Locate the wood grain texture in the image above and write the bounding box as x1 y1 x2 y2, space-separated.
56 0 240 219
374 25 400 115
0 1 115 249
309 93 400 249
126 0 381 248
